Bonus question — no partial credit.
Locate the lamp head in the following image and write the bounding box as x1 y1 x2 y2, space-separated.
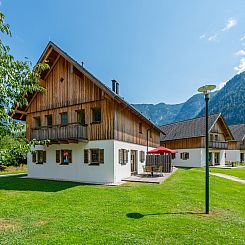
198 85 216 94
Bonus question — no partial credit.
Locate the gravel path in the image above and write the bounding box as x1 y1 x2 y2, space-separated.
210 172 245 184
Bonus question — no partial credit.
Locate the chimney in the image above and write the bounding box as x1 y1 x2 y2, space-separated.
112 80 119 95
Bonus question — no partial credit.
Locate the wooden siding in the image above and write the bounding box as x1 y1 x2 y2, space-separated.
26 54 160 146
161 137 205 149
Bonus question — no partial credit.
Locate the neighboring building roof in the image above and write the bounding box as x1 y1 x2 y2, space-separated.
229 124 245 141
13 41 163 133
160 113 233 141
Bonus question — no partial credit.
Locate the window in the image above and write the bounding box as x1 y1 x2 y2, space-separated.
84 149 104 165
77 110 85 125
139 151 145 163
171 153 176 159
61 150 72 164
92 108 101 123
34 117 41 128
149 130 152 138
139 123 142 134
61 112 68 126
32 150 46 164
119 149 129 165
215 135 218 141
210 134 213 141
180 152 189 160
46 115 52 127
56 150 60 163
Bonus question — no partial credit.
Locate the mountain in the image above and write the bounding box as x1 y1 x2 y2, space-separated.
133 72 245 126
198 72 245 125
133 103 183 126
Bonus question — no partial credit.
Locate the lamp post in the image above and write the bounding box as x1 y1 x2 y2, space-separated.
198 84 216 214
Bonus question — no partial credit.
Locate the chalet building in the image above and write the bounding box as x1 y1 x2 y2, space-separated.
12 42 162 184
160 113 234 167
227 124 245 163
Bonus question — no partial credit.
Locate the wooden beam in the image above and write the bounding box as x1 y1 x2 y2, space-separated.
44 54 60 80
41 47 53 63
68 139 78 144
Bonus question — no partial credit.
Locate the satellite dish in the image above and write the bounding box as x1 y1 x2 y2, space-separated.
198 85 216 94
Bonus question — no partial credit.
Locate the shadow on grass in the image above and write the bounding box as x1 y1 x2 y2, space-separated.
0 176 85 192
126 211 205 219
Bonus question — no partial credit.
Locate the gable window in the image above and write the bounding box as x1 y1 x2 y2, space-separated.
61 112 68 126
214 135 218 141
77 110 85 126
34 117 41 129
84 149 104 165
210 134 213 141
139 123 142 134
92 108 101 123
32 150 46 164
46 115 53 127
119 149 129 165
180 152 189 160
60 150 72 164
139 151 145 163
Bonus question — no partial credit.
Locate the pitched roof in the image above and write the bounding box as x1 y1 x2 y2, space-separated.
229 124 245 141
13 41 162 133
160 113 233 141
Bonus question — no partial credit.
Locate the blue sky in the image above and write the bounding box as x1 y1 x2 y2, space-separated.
1 0 245 104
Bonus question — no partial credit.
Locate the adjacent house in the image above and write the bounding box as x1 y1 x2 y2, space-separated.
227 124 245 163
160 113 234 167
12 42 162 184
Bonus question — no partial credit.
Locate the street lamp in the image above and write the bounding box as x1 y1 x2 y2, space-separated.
198 84 216 214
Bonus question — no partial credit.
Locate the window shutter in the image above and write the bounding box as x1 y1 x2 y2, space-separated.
84 149 88 163
56 150 60 163
43 151 46 163
123 150 127 164
100 149 104 163
32 152 36 163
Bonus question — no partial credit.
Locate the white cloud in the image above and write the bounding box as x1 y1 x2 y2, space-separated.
217 81 227 90
199 34 206 39
208 34 218 42
222 18 237 32
234 57 245 74
235 50 245 56
240 36 245 41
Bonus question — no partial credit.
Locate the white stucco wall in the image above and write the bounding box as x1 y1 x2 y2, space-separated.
172 148 205 167
27 140 115 184
27 140 154 184
226 150 241 162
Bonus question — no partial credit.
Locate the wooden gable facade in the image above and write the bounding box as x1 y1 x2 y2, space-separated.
161 114 233 150
16 42 160 147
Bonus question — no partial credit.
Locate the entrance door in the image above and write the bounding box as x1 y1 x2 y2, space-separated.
214 152 220 165
131 150 138 175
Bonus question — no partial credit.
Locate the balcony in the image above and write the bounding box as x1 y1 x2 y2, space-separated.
209 141 228 149
240 144 245 150
31 123 87 142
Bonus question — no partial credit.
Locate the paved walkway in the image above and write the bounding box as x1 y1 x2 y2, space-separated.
0 173 27 178
122 168 178 184
210 172 245 184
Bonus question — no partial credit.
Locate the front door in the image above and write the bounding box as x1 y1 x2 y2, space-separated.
131 150 138 175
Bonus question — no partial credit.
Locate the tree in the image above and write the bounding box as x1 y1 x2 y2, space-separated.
0 11 48 134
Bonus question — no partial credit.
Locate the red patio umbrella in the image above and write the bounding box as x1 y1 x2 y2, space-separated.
147 146 176 154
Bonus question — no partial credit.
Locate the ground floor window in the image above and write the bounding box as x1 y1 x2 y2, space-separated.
241 153 244 163
56 150 72 165
119 149 129 165
84 149 104 165
139 151 145 163
32 150 46 164
180 152 189 160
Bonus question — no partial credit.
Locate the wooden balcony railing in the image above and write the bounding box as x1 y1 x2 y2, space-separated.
209 141 228 149
31 123 87 141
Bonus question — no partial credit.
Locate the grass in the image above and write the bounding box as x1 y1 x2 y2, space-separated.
210 167 245 180
0 168 244 244
0 165 27 175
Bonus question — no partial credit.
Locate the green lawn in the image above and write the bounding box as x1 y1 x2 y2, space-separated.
210 167 245 180
0 165 27 176
0 169 244 244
